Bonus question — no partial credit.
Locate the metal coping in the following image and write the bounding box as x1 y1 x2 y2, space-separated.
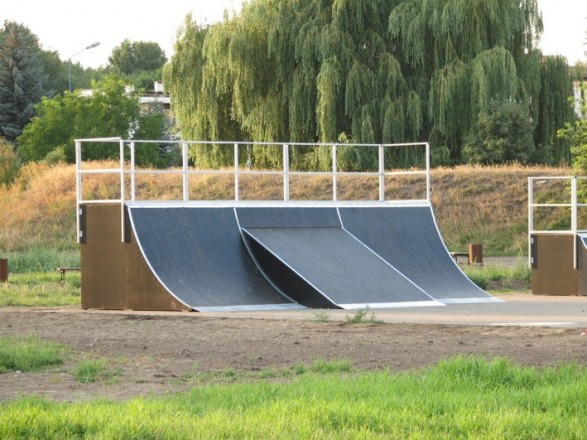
528 176 587 269
75 139 431 242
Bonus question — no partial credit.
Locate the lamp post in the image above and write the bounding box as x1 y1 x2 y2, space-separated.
67 42 100 92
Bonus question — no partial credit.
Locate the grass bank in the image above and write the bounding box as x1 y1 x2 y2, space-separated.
0 161 571 255
0 356 585 438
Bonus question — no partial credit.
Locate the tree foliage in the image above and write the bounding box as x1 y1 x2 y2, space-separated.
165 0 574 168
561 82 587 174
17 75 167 164
109 40 167 75
464 99 534 164
0 21 47 142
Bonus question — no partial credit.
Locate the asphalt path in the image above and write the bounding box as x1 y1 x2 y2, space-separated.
201 294 587 328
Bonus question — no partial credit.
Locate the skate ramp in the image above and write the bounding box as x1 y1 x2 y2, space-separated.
127 205 301 311
339 205 499 304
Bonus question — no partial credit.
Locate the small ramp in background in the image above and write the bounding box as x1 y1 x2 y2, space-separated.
237 207 443 309
339 205 499 304
127 205 302 311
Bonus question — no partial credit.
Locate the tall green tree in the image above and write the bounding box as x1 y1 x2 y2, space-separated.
109 40 167 74
165 0 573 168
0 21 47 142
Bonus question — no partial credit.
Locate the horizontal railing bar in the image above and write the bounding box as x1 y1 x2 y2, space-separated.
98 139 429 148
529 230 574 234
78 199 123 204
78 169 123 174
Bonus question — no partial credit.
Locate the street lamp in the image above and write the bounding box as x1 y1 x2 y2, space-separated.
67 42 100 92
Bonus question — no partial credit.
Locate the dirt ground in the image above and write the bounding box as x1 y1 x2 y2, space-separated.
0 306 586 402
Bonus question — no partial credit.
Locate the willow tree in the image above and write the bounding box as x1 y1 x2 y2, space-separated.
165 0 573 168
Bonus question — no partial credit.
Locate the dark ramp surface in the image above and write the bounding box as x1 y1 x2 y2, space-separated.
339 205 498 304
241 226 441 309
127 206 300 311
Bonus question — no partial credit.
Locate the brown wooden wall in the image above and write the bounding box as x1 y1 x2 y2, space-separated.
80 204 189 311
531 234 580 296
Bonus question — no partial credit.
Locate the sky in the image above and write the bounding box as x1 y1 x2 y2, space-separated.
1 0 586 68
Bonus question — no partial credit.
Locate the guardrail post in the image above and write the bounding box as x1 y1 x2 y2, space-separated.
182 142 189 202
425 142 431 202
572 177 578 269
119 139 125 242
130 141 136 201
528 177 534 268
378 145 385 202
283 143 290 201
234 143 240 201
332 144 338 201
76 140 82 243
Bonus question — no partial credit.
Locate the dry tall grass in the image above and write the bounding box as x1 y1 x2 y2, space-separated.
0 161 571 254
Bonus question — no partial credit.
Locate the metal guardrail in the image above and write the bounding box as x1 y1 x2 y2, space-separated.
75 138 430 242
528 176 587 269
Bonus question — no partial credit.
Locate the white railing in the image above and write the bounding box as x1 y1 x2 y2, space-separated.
528 176 587 269
76 138 430 241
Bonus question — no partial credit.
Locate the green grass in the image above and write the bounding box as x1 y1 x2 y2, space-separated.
0 335 68 373
462 262 532 291
0 272 80 307
0 248 79 273
345 306 384 324
0 356 585 438
73 358 122 384
178 359 351 386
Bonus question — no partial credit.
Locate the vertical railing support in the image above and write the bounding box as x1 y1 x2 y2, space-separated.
378 145 385 202
528 178 534 268
572 177 578 269
129 141 136 201
425 142 431 202
332 144 338 201
182 142 189 202
119 139 126 242
234 143 240 201
283 143 290 201
75 140 82 243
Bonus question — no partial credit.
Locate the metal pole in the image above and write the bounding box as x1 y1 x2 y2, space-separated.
527 178 533 268
378 145 385 202
234 143 239 201
572 177 578 269
67 42 100 91
283 144 290 201
130 141 136 201
119 139 125 242
425 142 431 202
332 144 337 202
182 142 189 202
75 140 82 243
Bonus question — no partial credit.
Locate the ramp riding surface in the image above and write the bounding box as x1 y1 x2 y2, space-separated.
339 205 498 304
127 205 301 311
238 207 442 309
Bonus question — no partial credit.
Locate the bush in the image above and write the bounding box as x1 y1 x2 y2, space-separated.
464 99 535 165
0 137 20 187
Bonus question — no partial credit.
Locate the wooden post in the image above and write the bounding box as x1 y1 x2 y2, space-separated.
0 258 7 282
468 243 483 265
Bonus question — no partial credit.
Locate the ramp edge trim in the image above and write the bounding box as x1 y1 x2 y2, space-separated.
338 300 445 309
195 303 306 312
440 297 504 304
